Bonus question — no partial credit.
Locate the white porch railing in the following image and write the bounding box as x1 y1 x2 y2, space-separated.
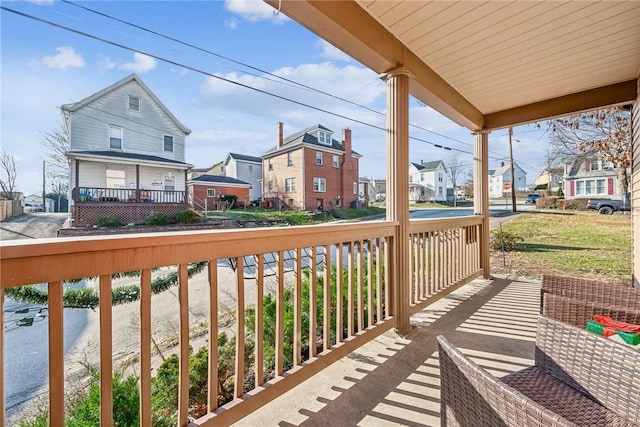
0 217 484 426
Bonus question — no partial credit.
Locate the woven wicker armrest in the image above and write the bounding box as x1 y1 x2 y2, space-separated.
541 274 640 312
535 315 640 424
437 335 574 427
543 293 640 329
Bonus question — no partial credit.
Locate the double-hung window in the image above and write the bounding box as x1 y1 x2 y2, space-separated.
333 155 339 168
313 177 326 192
163 135 174 152
128 95 140 112
109 126 123 150
316 151 323 165
207 189 215 197
268 159 273 171
287 152 293 166
285 178 295 193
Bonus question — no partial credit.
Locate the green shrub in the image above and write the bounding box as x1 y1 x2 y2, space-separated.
534 183 548 190
97 215 122 227
537 197 588 211
175 209 197 224
557 186 565 199
490 228 523 251
145 212 170 226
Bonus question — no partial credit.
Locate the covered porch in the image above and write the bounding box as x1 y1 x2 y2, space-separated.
1 1 639 426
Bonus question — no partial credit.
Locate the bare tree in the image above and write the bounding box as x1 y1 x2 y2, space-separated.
549 107 631 195
41 125 70 182
446 154 466 196
0 150 18 200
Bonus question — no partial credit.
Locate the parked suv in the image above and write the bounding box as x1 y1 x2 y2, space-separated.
525 193 541 204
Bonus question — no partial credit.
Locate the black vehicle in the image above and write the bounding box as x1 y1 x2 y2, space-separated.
525 193 542 204
586 194 631 214
249 197 263 207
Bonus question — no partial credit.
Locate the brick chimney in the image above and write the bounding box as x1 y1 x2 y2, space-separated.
342 128 352 158
277 122 283 148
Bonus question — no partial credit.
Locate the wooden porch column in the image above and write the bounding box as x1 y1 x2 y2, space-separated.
382 67 415 337
136 165 140 202
473 130 491 278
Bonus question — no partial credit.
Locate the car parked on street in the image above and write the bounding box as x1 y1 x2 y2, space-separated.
525 193 542 204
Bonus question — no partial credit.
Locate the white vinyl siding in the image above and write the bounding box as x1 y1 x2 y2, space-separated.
67 80 187 162
313 177 326 192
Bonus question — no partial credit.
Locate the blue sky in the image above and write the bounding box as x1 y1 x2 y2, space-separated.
1 0 550 197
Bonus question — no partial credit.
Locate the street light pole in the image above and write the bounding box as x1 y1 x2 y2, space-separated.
508 128 517 212
42 160 46 212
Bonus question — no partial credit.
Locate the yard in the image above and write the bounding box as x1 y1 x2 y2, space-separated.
490 211 632 284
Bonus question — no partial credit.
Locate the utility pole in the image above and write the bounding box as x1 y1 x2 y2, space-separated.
42 160 46 212
509 128 517 212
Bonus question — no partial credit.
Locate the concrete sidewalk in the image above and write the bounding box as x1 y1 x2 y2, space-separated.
234 276 540 426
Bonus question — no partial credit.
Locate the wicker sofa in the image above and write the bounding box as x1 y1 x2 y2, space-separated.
540 274 640 329
438 315 640 426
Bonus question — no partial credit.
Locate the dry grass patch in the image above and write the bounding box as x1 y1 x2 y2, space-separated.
491 211 631 284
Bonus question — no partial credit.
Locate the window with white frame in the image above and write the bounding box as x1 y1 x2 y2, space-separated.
106 168 125 188
313 177 326 192
127 95 140 112
576 181 585 195
575 178 608 196
420 174 425 182
268 180 274 192
207 188 215 197
248 165 253 174
333 155 339 168
109 126 123 150
318 131 331 144
438 172 443 182
585 180 593 194
590 159 601 171
353 182 357 195
287 152 293 166
285 178 295 192
316 151 323 165
597 179 605 194
268 159 273 171
163 135 174 152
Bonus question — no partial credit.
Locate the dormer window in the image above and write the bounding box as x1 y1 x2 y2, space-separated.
318 131 331 145
128 95 140 112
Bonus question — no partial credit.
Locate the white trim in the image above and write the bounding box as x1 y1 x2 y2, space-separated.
109 125 123 150
127 95 141 112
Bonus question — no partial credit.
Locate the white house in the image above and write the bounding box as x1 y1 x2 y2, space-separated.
409 160 447 202
224 153 262 200
563 156 622 199
62 74 193 226
488 162 527 198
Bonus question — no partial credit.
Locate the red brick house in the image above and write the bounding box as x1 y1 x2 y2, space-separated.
262 123 361 210
188 175 251 210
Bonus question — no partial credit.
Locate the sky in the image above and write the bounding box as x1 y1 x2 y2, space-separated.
1 0 553 197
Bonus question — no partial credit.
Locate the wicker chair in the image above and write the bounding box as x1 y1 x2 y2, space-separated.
540 274 640 313
438 315 640 426
543 293 640 329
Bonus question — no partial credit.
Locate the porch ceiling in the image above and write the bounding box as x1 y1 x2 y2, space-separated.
268 1 640 131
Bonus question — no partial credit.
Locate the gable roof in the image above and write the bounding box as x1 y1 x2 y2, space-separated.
262 124 361 157
66 150 193 168
61 74 191 135
226 153 262 164
412 160 446 172
189 175 251 186
491 162 526 177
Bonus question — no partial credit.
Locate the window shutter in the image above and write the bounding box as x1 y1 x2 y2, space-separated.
608 178 614 195
585 161 591 172
569 180 575 196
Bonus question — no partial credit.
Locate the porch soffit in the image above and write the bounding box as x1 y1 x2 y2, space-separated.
269 0 640 131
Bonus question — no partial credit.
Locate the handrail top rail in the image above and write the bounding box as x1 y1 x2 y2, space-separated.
409 215 482 232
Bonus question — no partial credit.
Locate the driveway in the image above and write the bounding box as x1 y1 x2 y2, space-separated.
0 213 68 240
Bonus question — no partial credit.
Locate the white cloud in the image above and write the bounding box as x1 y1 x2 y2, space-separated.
315 40 352 62
226 18 238 30
224 0 287 24
98 56 117 70
120 52 157 74
42 47 85 70
25 0 54 5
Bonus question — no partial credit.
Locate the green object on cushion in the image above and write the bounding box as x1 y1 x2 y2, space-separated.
616 330 640 345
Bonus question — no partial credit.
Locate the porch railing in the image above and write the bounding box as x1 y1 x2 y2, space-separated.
0 217 483 426
72 186 186 204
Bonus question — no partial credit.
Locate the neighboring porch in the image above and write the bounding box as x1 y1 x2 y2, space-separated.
235 276 538 427
71 186 188 227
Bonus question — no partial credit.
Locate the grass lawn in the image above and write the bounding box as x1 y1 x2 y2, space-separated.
491 211 632 284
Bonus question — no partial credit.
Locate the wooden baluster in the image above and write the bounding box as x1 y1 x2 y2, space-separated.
255 255 264 386
178 264 189 427
99 274 113 426
140 269 152 426
234 257 245 398
48 281 64 427
207 261 219 411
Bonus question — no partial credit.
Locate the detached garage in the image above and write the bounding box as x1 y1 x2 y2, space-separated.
188 175 251 210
